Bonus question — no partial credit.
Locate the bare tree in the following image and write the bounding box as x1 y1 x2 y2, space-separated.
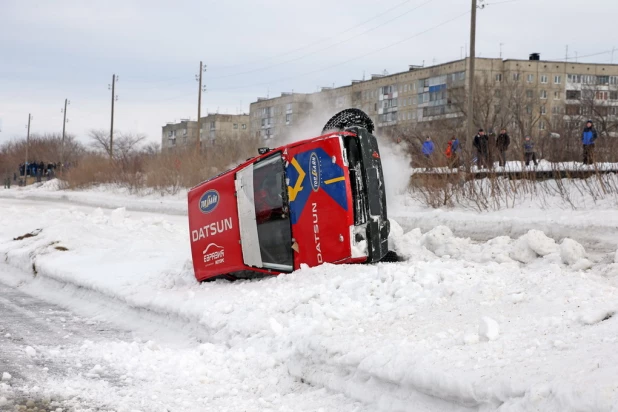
89 129 146 160
89 129 112 155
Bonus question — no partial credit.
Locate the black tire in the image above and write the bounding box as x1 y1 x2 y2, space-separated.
379 250 401 263
322 109 375 134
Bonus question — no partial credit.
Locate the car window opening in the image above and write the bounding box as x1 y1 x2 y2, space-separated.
253 153 293 272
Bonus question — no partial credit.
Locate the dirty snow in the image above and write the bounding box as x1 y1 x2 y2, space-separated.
0 184 617 411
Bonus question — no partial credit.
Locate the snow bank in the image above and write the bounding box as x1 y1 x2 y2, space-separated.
0 181 187 215
560 238 587 265
1 197 617 411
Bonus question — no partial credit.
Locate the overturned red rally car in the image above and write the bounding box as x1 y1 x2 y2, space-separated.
188 109 391 281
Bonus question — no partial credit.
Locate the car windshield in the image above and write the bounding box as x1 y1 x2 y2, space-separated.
252 153 293 271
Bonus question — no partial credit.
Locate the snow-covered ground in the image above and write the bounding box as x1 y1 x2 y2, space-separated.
1 183 618 411
412 159 618 174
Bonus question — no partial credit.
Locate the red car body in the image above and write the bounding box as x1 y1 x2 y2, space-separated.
188 125 389 282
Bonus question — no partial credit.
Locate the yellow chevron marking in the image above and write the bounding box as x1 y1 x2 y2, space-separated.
287 157 306 201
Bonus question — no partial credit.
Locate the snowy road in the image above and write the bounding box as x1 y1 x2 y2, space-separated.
1 187 618 412
0 263 373 412
0 266 133 411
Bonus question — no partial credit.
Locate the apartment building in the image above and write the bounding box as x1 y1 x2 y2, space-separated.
248 55 618 141
161 119 199 151
199 113 250 146
162 113 250 151
249 93 314 141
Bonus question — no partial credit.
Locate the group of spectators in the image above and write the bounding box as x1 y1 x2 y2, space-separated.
420 120 599 170
18 161 59 182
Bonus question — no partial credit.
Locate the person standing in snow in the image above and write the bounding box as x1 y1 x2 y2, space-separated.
422 136 435 169
523 136 538 167
445 136 461 169
496 128 510 167
473 129 489 169
581 120 598 165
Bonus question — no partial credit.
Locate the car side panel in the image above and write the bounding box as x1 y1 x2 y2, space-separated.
188 173 245 281
285 136 354 268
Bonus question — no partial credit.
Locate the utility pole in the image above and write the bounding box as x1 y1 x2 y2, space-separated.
24 114 31 184
565 45 569 62
109 74 117 159
196 61 207 152
61 98 70 172
612 47 616 64
466 0 479 145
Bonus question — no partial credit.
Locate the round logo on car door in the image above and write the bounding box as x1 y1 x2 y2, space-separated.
199 190 219 214
309 152 320 192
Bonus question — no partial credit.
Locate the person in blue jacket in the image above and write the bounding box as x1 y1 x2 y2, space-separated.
422 136 435 169
581 120 598 165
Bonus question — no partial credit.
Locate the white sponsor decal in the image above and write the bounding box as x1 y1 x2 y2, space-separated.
312 202 323 263
203 243 225 266
191 217 233 242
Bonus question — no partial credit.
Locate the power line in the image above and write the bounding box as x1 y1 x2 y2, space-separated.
210 0 436 80
212 0 416 71
139 8 468 102
209 9 470 92
546 48 615 62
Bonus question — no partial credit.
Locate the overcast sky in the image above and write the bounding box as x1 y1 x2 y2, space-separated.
1 0 616 147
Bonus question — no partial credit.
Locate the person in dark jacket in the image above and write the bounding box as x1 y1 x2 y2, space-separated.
496 128 510 167
581 120 598 165
473 129 489 169
523 136 538 167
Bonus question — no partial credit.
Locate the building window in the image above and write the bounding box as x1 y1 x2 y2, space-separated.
242 123 247 129
495 89 502 98
566 90 581 100
582 75 596 84
495 73 503 82
526 90 533 98
540 105 546 115
540 90 548 99
512 73 520 81
233 123 238 129
526 105 532 114
596 91 609 100
539 120 546 130
210 121 215 130
597 76 609 85
610 76 618 85
527 74 534 83
404 84 408 92
554 91 561 100
582 89 595 100
285 113 292 124
540 75 548 84
554 75 561 84
610 91 618 101
568 74 582 83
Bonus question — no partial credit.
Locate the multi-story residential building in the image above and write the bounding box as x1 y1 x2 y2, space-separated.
161 119 198 151
248 55 618 142
249 93 313 141
162 113 250 151
199 113 250 146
